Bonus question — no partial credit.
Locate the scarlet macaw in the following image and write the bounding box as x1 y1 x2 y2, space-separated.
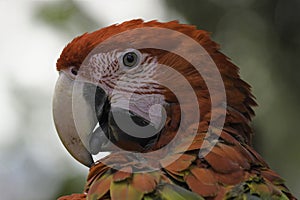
53 20 296 199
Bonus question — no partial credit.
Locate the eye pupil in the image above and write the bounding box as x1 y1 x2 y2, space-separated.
126 54 135 63
123 52 138 67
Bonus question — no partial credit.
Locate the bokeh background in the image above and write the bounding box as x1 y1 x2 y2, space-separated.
0 0 299 199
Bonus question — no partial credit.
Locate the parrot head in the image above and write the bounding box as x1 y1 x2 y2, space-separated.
53 20 255 167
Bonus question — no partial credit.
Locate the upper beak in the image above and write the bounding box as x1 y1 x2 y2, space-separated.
53 72 97 167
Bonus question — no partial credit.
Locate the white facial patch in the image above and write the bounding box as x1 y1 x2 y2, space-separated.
84 49 166 130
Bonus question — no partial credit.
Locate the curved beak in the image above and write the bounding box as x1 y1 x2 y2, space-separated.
53 73 95 167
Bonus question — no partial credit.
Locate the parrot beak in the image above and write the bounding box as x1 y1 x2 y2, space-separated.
53 72 96 167
53 71 165 164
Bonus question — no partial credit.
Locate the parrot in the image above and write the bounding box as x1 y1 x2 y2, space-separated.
52 19 296 200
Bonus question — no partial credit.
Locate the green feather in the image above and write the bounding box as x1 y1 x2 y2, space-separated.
225 176 290 200
157 183 204 200
110 180 144 200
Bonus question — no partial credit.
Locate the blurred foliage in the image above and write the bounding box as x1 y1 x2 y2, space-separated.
55 174 86 198
34 0 100 36
164 0 300 196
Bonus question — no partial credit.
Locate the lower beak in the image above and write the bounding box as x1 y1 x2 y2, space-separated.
53 73 96 167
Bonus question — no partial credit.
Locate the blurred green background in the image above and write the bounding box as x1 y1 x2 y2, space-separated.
0 0 299 199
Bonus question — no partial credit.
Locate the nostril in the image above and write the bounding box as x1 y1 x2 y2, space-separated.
71 67 78 76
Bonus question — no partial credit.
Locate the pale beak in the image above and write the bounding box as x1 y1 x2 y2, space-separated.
53 73 96 167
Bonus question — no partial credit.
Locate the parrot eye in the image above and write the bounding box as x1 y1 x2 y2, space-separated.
120 49 141 68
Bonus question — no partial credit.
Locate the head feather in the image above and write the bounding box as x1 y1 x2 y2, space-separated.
57 19 256 145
